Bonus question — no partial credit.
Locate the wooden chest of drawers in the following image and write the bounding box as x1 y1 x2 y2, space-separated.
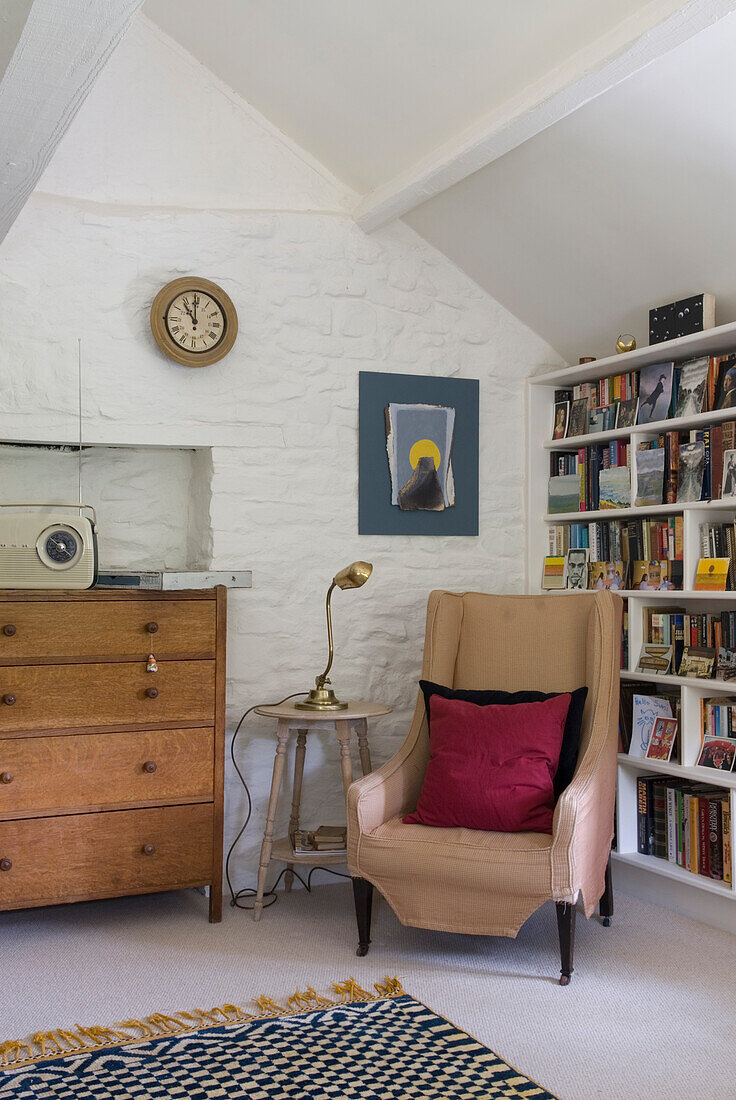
0 588 226 922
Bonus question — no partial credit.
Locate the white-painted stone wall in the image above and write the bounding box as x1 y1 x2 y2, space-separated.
0 16 563 892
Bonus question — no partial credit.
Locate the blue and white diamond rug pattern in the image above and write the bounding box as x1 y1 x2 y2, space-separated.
0 978 556 1099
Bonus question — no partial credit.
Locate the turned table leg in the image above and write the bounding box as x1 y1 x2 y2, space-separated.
355 718 372 776
254 720 289 921
335 719 354 800
285 729 307 892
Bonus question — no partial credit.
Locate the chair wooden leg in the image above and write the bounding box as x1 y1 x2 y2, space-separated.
352 877 373 957
599 854 614 927
556 901 576 985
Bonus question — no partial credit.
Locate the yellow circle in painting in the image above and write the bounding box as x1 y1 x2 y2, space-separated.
409 439 441 470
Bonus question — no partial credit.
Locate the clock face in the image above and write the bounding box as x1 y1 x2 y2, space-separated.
165 290 226 354
151 277 238 367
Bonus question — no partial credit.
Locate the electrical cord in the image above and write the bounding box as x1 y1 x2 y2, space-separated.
225 693 350 912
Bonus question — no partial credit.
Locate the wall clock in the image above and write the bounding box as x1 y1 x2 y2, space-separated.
150 277 238 366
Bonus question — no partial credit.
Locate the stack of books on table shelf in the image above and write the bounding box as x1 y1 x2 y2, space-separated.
636 776 731 883
548 444 629 512
291 826 347 856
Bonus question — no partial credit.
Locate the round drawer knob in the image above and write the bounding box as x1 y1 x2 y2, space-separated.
142 844 155 856
3 625 15 637
0 858 12 871
143 761 157 774
3 694 16 706
146 622 158 634
145 687 159 699
0 772 13 784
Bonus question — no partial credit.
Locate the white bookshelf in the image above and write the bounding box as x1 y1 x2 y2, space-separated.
527 320 736 931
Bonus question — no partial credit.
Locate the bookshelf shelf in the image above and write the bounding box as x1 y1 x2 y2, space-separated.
620 670 736 690
530 319 736 388
612 851 733 896
528 321 736 920
618 752 736 789
546 500 736 524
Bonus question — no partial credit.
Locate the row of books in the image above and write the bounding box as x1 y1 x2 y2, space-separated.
638 422 736 505
550 442 628 476
546 517 683 561
702 697 736 742
636 776 731 882
560 373 638 411
553 355 736 442
645 608 736 673
700 523 736 590
548 445 629 512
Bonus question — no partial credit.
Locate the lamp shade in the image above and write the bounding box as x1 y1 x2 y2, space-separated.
333 561 373 590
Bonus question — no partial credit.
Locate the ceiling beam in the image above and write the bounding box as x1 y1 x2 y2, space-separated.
0 0 143 247
354 0 736 233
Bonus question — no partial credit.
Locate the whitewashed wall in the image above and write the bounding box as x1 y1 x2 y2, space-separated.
0 17 563 892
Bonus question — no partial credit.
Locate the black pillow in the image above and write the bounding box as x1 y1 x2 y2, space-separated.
419 680 588 799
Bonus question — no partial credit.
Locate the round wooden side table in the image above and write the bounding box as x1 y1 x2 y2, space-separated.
252 701 391 921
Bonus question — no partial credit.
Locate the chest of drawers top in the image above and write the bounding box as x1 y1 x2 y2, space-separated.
0 589 217 665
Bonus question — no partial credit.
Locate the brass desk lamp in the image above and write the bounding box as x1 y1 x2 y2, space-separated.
295 560 373 710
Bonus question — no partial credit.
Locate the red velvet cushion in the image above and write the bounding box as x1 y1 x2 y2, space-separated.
403 692 571 834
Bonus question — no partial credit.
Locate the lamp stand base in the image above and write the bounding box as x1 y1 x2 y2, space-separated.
295 687 348 711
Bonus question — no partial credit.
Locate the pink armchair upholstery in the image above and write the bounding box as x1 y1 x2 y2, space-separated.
347 589 622 984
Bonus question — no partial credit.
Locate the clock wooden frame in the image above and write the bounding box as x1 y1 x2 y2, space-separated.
150 277 238 367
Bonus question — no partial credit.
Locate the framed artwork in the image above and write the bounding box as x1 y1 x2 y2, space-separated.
359 371 479 535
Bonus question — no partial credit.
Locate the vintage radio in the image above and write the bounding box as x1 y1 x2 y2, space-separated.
0 504 98 589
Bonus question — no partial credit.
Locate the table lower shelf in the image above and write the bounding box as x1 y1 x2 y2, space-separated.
270 836 347 866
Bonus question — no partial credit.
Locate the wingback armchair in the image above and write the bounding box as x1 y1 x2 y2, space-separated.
347 590 622 984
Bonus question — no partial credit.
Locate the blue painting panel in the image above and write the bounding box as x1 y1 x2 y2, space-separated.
359 371 479 535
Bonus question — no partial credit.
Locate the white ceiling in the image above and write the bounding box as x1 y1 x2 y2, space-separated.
144 0 664 193
405 10 736 361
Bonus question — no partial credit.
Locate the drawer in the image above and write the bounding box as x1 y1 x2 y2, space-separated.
0 660 214 732
0 728 214 817
0 803 214 910
0 600 215 663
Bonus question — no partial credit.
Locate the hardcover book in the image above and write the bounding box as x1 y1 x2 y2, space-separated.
635 448 665 507
677 441 706 502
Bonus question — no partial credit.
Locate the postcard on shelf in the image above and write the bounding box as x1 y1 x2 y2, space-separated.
635 448 665 507
630 560 679 590
645 717 678 762
674 357 709 418
714 356 736 411
677 441 705 502
722 450 736 497
637 362 673 424
697 736 736 771
678 646 716 679
588 561 627 591
628 693 672 757
588 407 608 434
565 547 588 590
542 556 566 590
599 466 630 510
694 557 730 591
716 647 736 681
615 398 638 429
635 644 673 676
566 399 589 438
552 401 569 440
548 474 580 515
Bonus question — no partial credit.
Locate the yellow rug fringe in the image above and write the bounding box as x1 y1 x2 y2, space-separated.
0 976 406 1070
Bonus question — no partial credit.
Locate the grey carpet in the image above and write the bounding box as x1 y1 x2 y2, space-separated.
2 883 735 1099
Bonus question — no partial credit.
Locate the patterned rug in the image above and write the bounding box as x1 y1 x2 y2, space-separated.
0 978 557 1099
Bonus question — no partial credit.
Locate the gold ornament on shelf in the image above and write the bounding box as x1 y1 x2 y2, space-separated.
616 334 636 354
296 561 373 710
